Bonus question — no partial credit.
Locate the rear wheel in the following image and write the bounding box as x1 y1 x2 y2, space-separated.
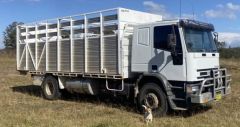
41 75 61 100
138 83 168 117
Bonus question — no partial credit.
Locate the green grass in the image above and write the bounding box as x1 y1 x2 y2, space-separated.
0 53 240 127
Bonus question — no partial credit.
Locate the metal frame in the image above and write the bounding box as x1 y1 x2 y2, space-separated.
57 19 60 72
100 12 104 73
117 8 121 75
84 15 88 73
17 8 120 77
25 26 29 70
70 17 74 72
198 68 231 99
46 22 49 71
35 24 38 69
106 79 124 92
16 7 162 79
16 26 20 69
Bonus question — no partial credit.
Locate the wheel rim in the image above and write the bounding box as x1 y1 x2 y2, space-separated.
144 93 159 109
45 81 54 96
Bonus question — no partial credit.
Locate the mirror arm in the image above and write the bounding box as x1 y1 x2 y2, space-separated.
213 32 219 43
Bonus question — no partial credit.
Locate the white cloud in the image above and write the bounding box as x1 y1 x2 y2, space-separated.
205 2 240 19
219 32 240 47
227 3 240 10
143 1 196 20
143 1 174 19
182 13 197 20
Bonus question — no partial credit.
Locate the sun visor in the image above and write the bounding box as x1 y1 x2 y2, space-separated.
179 19 215 31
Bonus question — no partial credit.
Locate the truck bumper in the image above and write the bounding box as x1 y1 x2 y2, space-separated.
190 68 231 104
191 86 231 103
191 92 213 103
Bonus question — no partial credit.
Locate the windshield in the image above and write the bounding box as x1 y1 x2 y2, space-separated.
184 28 217 52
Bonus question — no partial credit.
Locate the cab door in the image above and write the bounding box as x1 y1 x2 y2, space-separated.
150 25 186 81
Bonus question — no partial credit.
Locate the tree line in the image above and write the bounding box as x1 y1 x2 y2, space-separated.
219 48 240 59
2 22 23 49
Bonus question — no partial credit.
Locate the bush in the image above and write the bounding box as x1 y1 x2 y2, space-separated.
219 48 240 59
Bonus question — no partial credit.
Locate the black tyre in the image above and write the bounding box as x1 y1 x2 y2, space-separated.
41 75 61 100
138 83 168 116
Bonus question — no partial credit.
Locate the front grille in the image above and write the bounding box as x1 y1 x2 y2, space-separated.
212 70 225 89
197 68 218 79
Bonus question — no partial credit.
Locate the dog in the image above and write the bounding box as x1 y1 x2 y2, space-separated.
142 105 153 125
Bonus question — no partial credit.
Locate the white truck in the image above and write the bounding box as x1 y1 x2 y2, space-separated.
16 8 231 116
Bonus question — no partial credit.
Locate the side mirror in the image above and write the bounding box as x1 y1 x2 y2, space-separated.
213 32 218 44
168 34 177 55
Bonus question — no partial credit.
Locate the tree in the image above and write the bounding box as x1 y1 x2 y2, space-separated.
3 22 23 49
216 41 226 49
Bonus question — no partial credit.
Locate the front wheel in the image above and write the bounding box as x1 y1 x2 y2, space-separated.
138 83 168 117
41 75 61 100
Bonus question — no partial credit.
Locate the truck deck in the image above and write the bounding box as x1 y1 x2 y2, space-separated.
17 8 162 79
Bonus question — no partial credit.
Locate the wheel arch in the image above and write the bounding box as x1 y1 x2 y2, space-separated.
134 73 180 110
135 73 172 96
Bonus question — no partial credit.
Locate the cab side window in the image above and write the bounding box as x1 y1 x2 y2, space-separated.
154 25 182 52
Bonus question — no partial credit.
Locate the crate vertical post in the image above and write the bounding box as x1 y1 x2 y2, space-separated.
117 8 121 74
35 24 38 70
84 15 88 73
16 25 20 70
26 26 29 70
70 17 74 72
46 21 49 71
57 19 61 72
100 12 104 73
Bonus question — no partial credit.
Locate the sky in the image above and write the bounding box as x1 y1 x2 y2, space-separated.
1 0 240 48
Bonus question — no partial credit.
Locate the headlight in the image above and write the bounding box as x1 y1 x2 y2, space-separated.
186 85 200 94
192 86 200 92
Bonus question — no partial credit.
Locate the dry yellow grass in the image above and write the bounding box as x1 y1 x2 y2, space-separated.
0 53 240 127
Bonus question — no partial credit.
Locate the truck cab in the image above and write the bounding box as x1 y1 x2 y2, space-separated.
132 19 231 112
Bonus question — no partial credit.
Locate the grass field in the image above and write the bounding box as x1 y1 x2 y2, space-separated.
0 52 240 127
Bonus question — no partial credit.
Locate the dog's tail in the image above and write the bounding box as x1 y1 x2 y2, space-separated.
142 105 147 110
